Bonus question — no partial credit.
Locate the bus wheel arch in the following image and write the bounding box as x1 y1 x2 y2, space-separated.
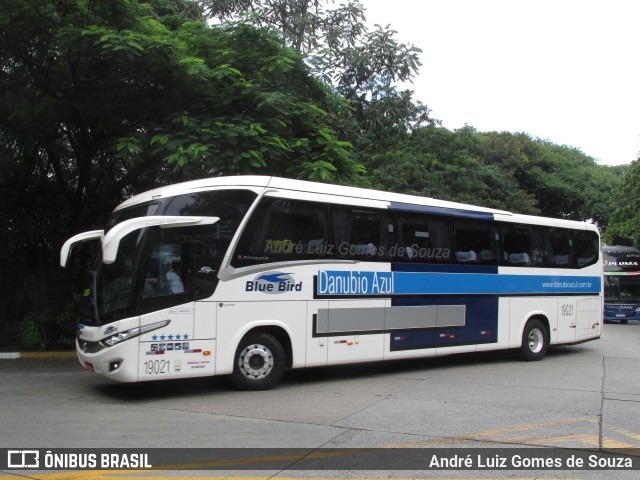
230 326 291 390
519 316 549 361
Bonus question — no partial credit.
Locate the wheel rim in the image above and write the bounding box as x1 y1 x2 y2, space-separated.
239 344 274 379
528 327 544 354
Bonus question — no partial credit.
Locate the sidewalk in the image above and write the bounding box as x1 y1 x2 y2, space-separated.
0 351 76 359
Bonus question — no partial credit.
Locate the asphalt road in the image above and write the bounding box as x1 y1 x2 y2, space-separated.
1 320 639 479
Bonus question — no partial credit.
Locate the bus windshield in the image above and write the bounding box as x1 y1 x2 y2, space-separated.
603 246 640 305
79 231 141 324
604 275 640 303
78 189 257 325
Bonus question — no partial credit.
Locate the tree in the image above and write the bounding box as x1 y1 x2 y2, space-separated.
0 0 363 348
1 0 362 223
202 0 435 152
604 159 640 246
368 126 539 213
202 0 367 54
366 125 623 223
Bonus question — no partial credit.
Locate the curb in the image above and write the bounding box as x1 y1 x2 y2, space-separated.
0 351 76 359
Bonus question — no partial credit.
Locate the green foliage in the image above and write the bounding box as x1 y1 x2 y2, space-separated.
203 0 367 55
1 1 362 228
203 0 435 157
151 20 363 182
366 126 623 223
604 160 640 246
368 126 536 214
0 0 365 349
19 316 45 350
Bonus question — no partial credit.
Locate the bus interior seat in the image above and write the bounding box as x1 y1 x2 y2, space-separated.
455 250 477 262
479 249 495 261
577 255 595 267
403 246 417 259
351 243 377 257
306 239 324 254
508 252 530 264
553 254 570 266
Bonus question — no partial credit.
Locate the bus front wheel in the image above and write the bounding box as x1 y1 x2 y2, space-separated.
231 332 285 390
519 319 548 361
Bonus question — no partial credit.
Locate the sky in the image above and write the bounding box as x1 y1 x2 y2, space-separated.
362 0 640 166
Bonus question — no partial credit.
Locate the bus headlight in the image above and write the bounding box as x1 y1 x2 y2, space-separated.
101 319 170 347
636 306 640 313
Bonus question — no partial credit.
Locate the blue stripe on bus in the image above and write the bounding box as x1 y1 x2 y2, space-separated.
316 270 601 296
393 262 499 275
393 272 601 295
390 201 496 220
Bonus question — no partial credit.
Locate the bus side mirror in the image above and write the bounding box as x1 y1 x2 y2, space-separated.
60 230 104 267
102 216 220 264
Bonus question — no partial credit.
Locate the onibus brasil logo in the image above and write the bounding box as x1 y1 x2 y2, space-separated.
245 272 302 294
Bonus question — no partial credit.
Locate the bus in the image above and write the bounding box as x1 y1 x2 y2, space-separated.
603 245 640 323
60 176 603 390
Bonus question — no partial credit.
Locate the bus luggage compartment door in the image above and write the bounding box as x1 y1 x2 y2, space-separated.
577 297 601 338
320 299 386 365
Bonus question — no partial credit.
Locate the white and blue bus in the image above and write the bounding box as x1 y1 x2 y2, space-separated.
60 176 603 390
603 245 640 323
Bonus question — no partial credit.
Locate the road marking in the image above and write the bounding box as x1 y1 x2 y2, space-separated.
462 418 596 439
0 476 579 480
603 423 640 442
387 417 640 449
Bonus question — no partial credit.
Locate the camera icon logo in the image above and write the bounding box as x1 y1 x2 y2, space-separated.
7 450 40 468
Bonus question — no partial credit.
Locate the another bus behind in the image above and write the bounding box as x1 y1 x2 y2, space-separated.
603 245 640 323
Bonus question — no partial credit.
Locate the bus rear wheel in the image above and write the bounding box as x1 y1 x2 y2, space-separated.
231 332 285 390
519 319 548 361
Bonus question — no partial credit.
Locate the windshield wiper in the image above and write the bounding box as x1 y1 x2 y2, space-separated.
90 270 100 325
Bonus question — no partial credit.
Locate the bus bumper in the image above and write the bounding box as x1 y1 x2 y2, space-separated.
604 304 640 322
76 337 139 382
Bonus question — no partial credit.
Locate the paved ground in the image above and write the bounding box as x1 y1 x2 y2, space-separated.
1 321 639 479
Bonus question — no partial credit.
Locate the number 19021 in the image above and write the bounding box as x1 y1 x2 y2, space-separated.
144 359 170 375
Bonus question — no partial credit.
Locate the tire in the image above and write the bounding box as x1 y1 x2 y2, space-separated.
519 319 548 361
231 332 285 390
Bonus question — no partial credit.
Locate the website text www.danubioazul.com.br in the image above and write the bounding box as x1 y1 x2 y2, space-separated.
542 280 593 289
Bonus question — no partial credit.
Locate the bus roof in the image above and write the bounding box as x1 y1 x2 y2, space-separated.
116 176 508 214
115 175 598 232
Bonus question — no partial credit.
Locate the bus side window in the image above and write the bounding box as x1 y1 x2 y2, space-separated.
232 197 330 267
395 213 451 263
573 230 599 268
453 220 498 264
543 227 572 267
332 207 394 261
501 224 543 267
